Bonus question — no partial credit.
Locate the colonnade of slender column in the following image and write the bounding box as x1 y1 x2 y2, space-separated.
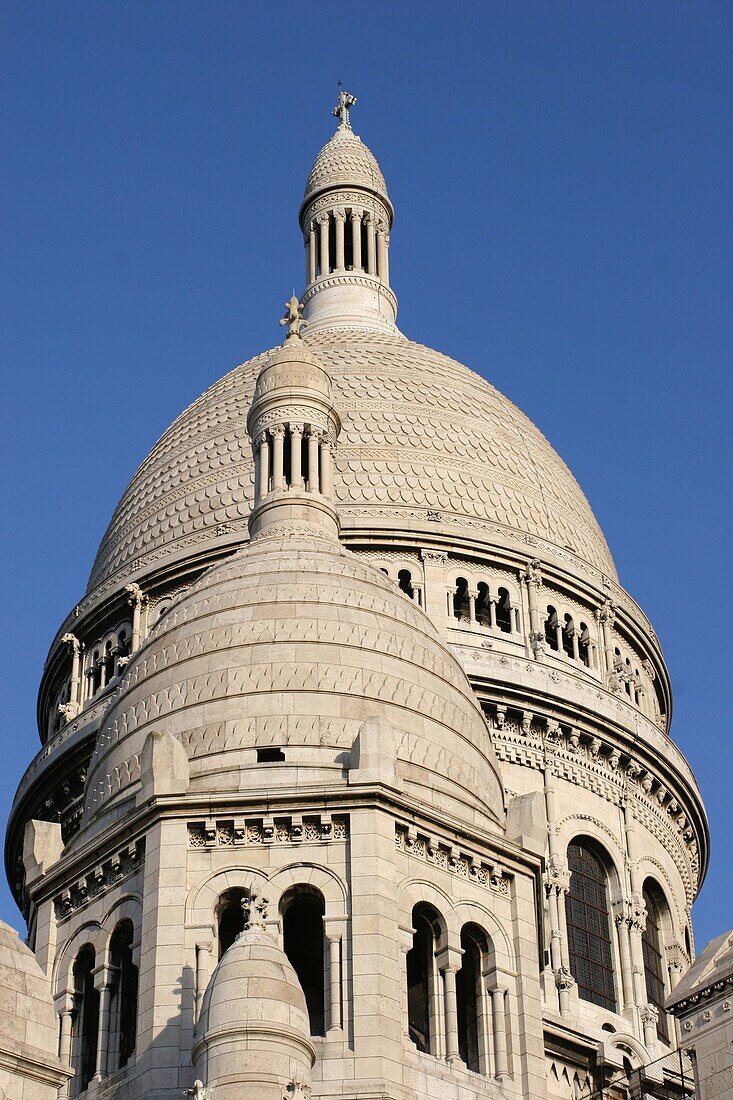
252 425 333 505
303 208 390 284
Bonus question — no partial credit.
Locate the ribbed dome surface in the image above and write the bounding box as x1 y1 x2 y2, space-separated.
87 328 616 594
83 531 504 832
303 126 389 206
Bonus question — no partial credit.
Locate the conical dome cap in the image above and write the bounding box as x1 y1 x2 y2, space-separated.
301 125 392 220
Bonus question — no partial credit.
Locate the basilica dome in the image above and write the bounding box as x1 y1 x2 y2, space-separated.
302 124 390 211
86 327 616 596
83 527 505 835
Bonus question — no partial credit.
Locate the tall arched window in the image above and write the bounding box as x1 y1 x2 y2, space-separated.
398 569 415 599
642 884 669 1041
579 623 592 667
562 615 575 658
496 588 512 633
453 578 470 622
406 903 441 1055
565 841 617 1011
71 945 99 1094
217 887 247 958
108 920 138 1071
545 607 559 651
456 924 488 1073
475 582 491 626
281 886 325 1036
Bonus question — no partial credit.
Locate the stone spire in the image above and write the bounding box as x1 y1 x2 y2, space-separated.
298 94 396 333
245 300 341 539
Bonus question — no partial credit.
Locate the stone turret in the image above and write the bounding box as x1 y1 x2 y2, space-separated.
246 297 341 538
192 886 314 1100
299 91 396 333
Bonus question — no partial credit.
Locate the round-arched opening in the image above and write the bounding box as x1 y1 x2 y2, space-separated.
406 903 443 1055
281 885 326 1036
216 888 247 958
108 919 138 1071
565 839 617 1012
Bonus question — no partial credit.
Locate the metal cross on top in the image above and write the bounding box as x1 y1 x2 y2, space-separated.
333 86 357 130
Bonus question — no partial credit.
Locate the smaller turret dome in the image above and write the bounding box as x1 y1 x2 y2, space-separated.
302 125 390 213
193 890 314 1100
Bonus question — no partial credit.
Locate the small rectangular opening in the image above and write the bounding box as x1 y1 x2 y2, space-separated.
256 747 285 763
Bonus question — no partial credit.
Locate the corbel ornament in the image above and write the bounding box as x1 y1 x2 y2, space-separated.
519 558 543 589
60 632 81 657
554 966 575 993
595 598 616 628
640 1003 659 1027
544 857 572 896
124 582 147 612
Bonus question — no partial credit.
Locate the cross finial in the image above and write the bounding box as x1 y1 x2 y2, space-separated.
240 882 269 932
280 294 305 340
333 85 357 130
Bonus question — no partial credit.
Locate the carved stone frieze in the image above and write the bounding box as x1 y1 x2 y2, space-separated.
394 823 511 896
187 814 347 849
53 838 145 920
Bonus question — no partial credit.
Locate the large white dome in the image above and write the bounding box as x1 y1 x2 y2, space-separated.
87 327 616 595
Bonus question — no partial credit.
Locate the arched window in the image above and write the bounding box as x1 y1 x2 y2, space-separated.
217 888 247 958
475 582 491 627
565 841 617 1011
642 884 669 1041
281 886 325 1036
453 578 470 622
562 615 575 658
108 920 138 1072
406 903 442 1054
117 630 130 662
496 588 512 633
71 945 99 1094
684 926 691 958
456 924 488 1073
398 569 415 599
92 651 102 695
545 607 559 650
579 623 592 667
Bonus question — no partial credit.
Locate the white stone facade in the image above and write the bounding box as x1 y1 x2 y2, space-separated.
4 95 710 1100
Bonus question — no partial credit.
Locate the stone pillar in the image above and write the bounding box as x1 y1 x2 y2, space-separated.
307 430 320 492
365 213 376 275
571 627 580 661
441 962 460 1064
256 432 269 499
543 759 575 1016
318 213 330 275
521 559 545 658
195 941 212 1024
61 634 82 712
307 223 316 284
57 992 74 1068
614 902 636 1016
490 986 509 1083
320 434 333 498
271 425 285 490
350 209 362 270
125 582 147 653
376 225 389 283
93 966 113 1080
333 210 346 271
326 931 343 1032
595 598 616 675
419 549 449 625
399 925 413 1040
289 426 303 489
468 590 477 624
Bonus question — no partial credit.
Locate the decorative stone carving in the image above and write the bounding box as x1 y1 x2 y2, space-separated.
280 295 306 340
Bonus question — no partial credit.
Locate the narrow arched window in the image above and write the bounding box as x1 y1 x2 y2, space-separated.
108 920 138 1072
398 569 415 599
456 924 487 1073
642 884 669 1042
92 651 102 694
453 578 470 622
545 607 559 650
562 615 575 658
217 888 247 958
475 582 491 626
406 903 440 1055
565 841 617 1011
281 886 325 1036
496 588 512 633
71 945 99 1094
579 623 591 667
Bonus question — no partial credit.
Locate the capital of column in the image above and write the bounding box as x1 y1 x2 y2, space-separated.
124 582 147 611
60 632 80 656
544 857 572 896
316 212 329 226
595 598 616 627
520 558 543 589
332 209 346 222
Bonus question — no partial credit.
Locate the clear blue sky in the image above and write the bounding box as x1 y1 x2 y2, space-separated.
1 2 731 947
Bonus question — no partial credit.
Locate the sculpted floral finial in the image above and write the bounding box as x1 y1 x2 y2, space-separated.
239 881 269 933
333 84 356 130
280 295 305 340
